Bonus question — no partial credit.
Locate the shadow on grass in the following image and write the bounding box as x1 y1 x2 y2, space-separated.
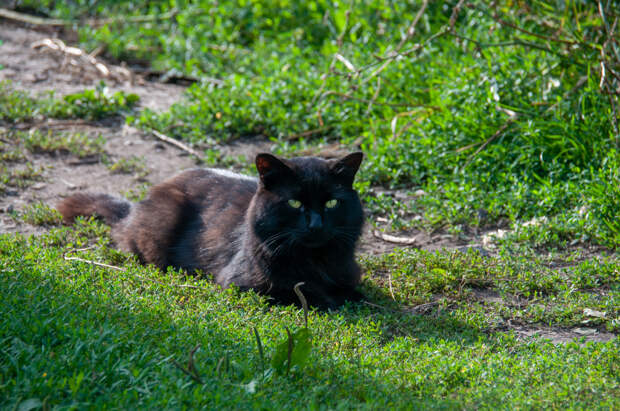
0 243 479 409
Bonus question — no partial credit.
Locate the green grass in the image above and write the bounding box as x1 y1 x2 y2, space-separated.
105 155 150 180
16 202 63 226
0 81 139 123
15 129 106 159
1 222 618 409
2 1 620 408
0 164 44 194
17 0 620 249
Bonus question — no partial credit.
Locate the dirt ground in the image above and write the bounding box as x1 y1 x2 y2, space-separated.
0 22 615 344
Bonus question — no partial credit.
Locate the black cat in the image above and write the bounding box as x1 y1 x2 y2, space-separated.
58 152 365 309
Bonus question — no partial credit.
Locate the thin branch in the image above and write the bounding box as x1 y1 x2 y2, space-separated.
372 230 418 246
362 0 429 83
150 129 203 159
293 282 309 328
64 255 124 271
321 90 436 109
0 8 65 26
63 248 209 290
172 345 203 385
310 1 354 106
0 7 180 27
284 126 332 141
387 272 396 301
365 77 381 115
461 120 515 170
485 7 583 47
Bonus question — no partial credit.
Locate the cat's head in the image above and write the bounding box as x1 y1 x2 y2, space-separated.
249 152 364 252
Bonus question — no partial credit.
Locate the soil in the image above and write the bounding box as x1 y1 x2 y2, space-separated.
0 22 616 345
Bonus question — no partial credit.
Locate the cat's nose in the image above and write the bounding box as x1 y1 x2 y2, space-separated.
308 212 322 231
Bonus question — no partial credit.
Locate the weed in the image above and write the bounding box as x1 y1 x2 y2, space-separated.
18 202 63 226
105 155 149 179
0 164 43 193
23 1 619 247
122 182 151 202
17 129 105 158
0 81 139 123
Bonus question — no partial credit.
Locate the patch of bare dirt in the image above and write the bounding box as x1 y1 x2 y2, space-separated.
0 23 184 112
504 324 616 344
0 22 198 234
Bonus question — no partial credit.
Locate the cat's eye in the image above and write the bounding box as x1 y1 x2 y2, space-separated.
288 199 302 209
325 199 338 209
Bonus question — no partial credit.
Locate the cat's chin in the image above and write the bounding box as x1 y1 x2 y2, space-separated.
300 235 333 248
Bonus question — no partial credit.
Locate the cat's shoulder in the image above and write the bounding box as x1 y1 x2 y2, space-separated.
167 167 256 182
163 168 258 195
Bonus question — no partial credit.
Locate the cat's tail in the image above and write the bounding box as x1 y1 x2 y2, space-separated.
57 193 131 226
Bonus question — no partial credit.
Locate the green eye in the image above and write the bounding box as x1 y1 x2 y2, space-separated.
325 199 338 209
288 199 302 209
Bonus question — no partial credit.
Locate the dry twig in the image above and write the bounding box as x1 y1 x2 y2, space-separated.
63 247 208 290
0 7 180 27
150 129 203 159
31 38 131 82
372 230 418 246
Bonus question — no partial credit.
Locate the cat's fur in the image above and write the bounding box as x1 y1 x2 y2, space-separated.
57 152 365 309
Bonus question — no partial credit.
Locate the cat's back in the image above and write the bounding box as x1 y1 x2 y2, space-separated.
147 167 258 271
165 167 258 206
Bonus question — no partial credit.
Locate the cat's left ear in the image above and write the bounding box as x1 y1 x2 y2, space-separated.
331 152 363 186
255 153 294 188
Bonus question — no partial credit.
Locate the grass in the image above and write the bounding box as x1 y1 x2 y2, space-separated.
0 221 618 409
1 0 619 408
18 0 620 249
0 81 138 123
16 202 63 226
17 129 105 159
0 164 44 194
105 155 150 179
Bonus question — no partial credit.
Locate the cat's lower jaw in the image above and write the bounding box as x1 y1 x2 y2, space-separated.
216 244 363 310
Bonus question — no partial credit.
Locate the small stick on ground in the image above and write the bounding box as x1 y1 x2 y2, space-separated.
387 272 396 301
373 230 418 246
0 7 180 27
408 301 439 314
150 129 203 159
63 248 208 290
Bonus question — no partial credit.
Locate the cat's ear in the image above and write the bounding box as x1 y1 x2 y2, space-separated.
255 153 294 188
331 152 363 186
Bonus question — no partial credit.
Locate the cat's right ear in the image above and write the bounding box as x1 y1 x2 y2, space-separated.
255 153 293 188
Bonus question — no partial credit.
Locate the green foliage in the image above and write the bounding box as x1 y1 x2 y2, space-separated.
17 202 63 226
17 0 620 248
271 328 312 375
0 164 43 194
585 151 620 247
55 85 139 120
1 226 619 409
105 155 149 179
0 81 139 123
16 129 105 158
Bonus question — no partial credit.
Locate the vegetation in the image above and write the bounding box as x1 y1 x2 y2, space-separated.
1 0 619 408
19 0 620 248
105 155 150 180
0 81 138 123
0 221 618 409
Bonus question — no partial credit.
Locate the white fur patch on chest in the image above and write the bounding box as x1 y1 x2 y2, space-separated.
206 168 257 182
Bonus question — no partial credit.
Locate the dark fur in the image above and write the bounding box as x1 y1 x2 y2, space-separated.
57 153 365 309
